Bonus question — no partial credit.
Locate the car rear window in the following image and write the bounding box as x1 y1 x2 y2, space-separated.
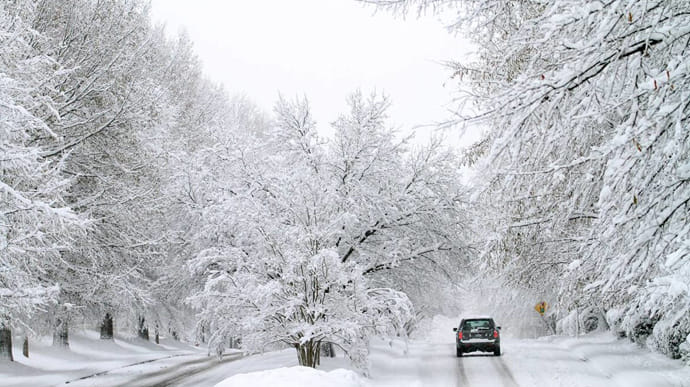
462 319 493 330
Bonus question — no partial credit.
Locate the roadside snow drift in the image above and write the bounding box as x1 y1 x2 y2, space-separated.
214 366 368 387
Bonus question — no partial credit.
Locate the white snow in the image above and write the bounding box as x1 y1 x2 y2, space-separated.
567 259 582 271
210 315 690 387
214 367 367 387
0 329 206 387
3 316 689 387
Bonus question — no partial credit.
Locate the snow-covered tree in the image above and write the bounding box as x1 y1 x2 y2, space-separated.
371 0 690 358
1 0 211 352
156 77 272 342
25 0 174 344
189 92 468 369
2 0 284 359
0 1 88 359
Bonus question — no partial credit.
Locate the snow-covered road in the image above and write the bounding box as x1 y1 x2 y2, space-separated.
58 331 690 387
189 330 690 387
365 316 689 387
367 334 525 387
458 354 519 387
55 353 241 387
4 317 688 387
129 321 690 387
367 339 520 387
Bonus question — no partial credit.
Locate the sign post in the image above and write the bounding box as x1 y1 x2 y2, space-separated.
534 301 555 335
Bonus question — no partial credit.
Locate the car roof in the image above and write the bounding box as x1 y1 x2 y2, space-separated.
460 316 494 321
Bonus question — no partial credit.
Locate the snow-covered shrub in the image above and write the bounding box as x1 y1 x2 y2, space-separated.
649 313 690 360
557 307 609 336
618 284 689 359
605 308 626 338
554 307 608 336
679 335 690 364
627 315 659 346
581 307 608 333
556 310 578 337
621 269 690 358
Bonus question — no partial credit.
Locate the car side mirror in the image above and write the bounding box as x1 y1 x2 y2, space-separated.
452 327 457 332
497 326 502 330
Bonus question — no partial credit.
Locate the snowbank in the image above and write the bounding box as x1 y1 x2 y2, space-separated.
214 366 368 387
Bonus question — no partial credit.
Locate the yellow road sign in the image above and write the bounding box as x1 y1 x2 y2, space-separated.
534 301 547 315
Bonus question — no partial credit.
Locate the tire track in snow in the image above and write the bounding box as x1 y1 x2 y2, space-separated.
459 354 519 387
62 353 198 385
62 353 242 387
491 356 519 387
455 357 469 386
119 353 242 387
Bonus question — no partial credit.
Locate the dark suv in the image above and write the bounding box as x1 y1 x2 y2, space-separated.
453 317 501 357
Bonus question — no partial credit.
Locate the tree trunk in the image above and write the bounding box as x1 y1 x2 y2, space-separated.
155 324 159 344
0 324 13 361
316 342 321 366
53 318 69 348
138 316 149 341
22 336 29 358
100 313 114 340
296 339 320 368
53 319 69 348
322 342 335 358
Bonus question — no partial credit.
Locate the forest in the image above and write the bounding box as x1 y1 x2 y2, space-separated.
1 0 689 370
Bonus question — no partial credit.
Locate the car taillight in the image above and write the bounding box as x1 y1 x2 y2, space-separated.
458 332 463 340
493 330 499 338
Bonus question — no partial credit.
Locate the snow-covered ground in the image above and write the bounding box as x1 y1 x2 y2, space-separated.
1 316 688 387
0 330 207 387
214 315 690 387
214 367 367 387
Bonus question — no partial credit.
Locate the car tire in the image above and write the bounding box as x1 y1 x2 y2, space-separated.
456 347 463 357
493 345 501 356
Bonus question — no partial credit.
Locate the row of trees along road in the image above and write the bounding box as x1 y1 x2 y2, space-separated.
2 0 243 360
8 0 687 369
371 0 690 361
1 0 470 368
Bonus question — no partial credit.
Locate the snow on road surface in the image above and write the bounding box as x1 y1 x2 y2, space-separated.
363 315 690 387
61 352 243 387
366 317 518 387
209 315 689 387
2 317 688 386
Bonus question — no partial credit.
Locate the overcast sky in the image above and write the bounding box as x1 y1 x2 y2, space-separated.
150 0 473 144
